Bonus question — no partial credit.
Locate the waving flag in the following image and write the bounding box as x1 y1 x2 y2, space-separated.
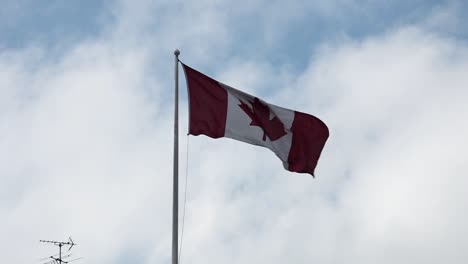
182 63 329 176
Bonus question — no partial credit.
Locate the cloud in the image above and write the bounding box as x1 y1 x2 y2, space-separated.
1 1 468 264
176 27 468 264
306 27 468 263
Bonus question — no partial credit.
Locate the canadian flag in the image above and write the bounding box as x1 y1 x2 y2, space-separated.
182 63 329 176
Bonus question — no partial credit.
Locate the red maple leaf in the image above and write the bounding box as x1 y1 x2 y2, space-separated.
238 97 287 141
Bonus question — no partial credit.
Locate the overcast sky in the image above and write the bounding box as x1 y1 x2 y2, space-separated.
1 0 468 263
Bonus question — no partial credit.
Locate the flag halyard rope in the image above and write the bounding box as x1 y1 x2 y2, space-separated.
178 135 190 264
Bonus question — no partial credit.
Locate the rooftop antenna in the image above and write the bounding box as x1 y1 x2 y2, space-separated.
39 237 81 264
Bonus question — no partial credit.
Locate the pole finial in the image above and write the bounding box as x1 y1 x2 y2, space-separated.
174 49 180 56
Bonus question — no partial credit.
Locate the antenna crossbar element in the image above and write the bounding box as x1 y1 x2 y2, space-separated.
40 237 76 251
40 254 72 261
39 237 79 264
63 257 83 264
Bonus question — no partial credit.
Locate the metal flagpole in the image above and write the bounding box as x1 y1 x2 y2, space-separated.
172 49 180 264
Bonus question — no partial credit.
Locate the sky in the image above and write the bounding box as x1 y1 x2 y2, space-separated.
1 0 468 263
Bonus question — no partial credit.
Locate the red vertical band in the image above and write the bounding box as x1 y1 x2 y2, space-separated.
182 64 228 138
288 112 329 176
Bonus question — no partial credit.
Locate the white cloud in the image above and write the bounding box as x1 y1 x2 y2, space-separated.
176 27 468 264
1 1 468 264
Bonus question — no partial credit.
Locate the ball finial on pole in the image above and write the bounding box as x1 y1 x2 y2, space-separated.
174 49 180 56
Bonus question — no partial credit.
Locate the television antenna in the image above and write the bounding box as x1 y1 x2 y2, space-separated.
39 237 82 264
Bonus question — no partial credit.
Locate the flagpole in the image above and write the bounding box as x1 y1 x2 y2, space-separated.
172 49 180 264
